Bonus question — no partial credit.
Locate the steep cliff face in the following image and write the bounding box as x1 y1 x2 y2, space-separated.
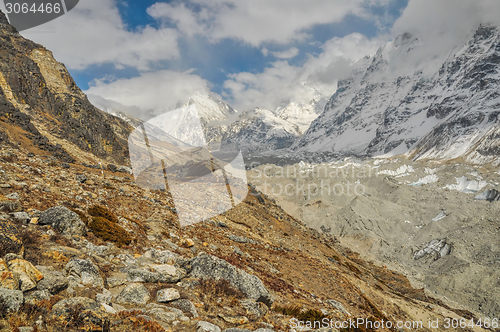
293 25 500 165
0 11 132 164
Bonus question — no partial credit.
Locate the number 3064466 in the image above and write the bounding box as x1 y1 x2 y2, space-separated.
5 2 61 14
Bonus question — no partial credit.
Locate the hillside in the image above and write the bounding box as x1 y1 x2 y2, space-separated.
0 11 132 166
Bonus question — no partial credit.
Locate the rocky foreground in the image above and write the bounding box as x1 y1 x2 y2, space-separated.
0 145 489 332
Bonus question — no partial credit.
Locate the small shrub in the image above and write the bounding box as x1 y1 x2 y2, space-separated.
198 278 244 298
88 205 119 224
88 217 131 246
273 305 301 316
49 232 73 247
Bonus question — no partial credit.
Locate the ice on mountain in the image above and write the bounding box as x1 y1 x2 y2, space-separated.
474 189 500 201
432 211 447 221
410 174 439 186
444 176 487 193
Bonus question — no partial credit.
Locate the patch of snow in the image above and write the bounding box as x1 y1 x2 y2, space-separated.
410 174 439 186
378 165 415 177
443 176 487 193
432 211 447 222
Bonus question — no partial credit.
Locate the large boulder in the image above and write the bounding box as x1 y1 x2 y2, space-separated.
115 283 150 305
0 287 23 312
64 258 104 288
39 206 87 237
50 297 108 330
0 221 23 256
189 253 274 306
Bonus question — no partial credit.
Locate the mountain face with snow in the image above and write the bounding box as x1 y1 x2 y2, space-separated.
293 25 500 165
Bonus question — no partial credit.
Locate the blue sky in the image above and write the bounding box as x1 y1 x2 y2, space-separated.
71 0 408 96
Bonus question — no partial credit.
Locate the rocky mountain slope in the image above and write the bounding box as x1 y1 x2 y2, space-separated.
0 11 132 166
293 25 500 165
249 158 500 319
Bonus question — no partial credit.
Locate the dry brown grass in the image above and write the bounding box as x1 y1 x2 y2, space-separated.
198 278 244 299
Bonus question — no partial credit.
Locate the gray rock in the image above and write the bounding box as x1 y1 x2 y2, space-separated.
36 270 68 294
474 189 500 201
50 297 103 322
197 321 221 332
18 327 33 332
117 166 132 174
221 329 251 332
11 212 30 223
127 267 181 283
228 235 255 244
6 193 19 200
254 329 274 332
64 258 104 287
0 199 22 213
115 283 150 305
325 299 349 315
25 290 51 304
142 248 179 264
39 206 87 236
156 288 180 302
96 289 113 304
189 253 274 306
75 174 87 183
233 246 244 256
107 278 127 288
0 288 23 312
145 308 178 323
240 299 268 318
169 298 199 317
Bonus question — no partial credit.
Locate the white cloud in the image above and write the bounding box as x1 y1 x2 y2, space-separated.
85 70 211 120
271 47 300 59
224 33 381 110
148 0 375 46
21 0 179 71
391 0 500 71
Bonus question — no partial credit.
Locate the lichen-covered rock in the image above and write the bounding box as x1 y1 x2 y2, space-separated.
36 270 68 294
169 299 199 318
115 283 150 305
7 258 43 291
197 321 221 332
50 297 108 330
0 287 23 312
64 258 104 288
39 206 86 237
0 197 22 213
25 289 51 304
0 258 18 290
240 299 268 319
0 221 23 256
156 288 180 302
189 253 274 306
